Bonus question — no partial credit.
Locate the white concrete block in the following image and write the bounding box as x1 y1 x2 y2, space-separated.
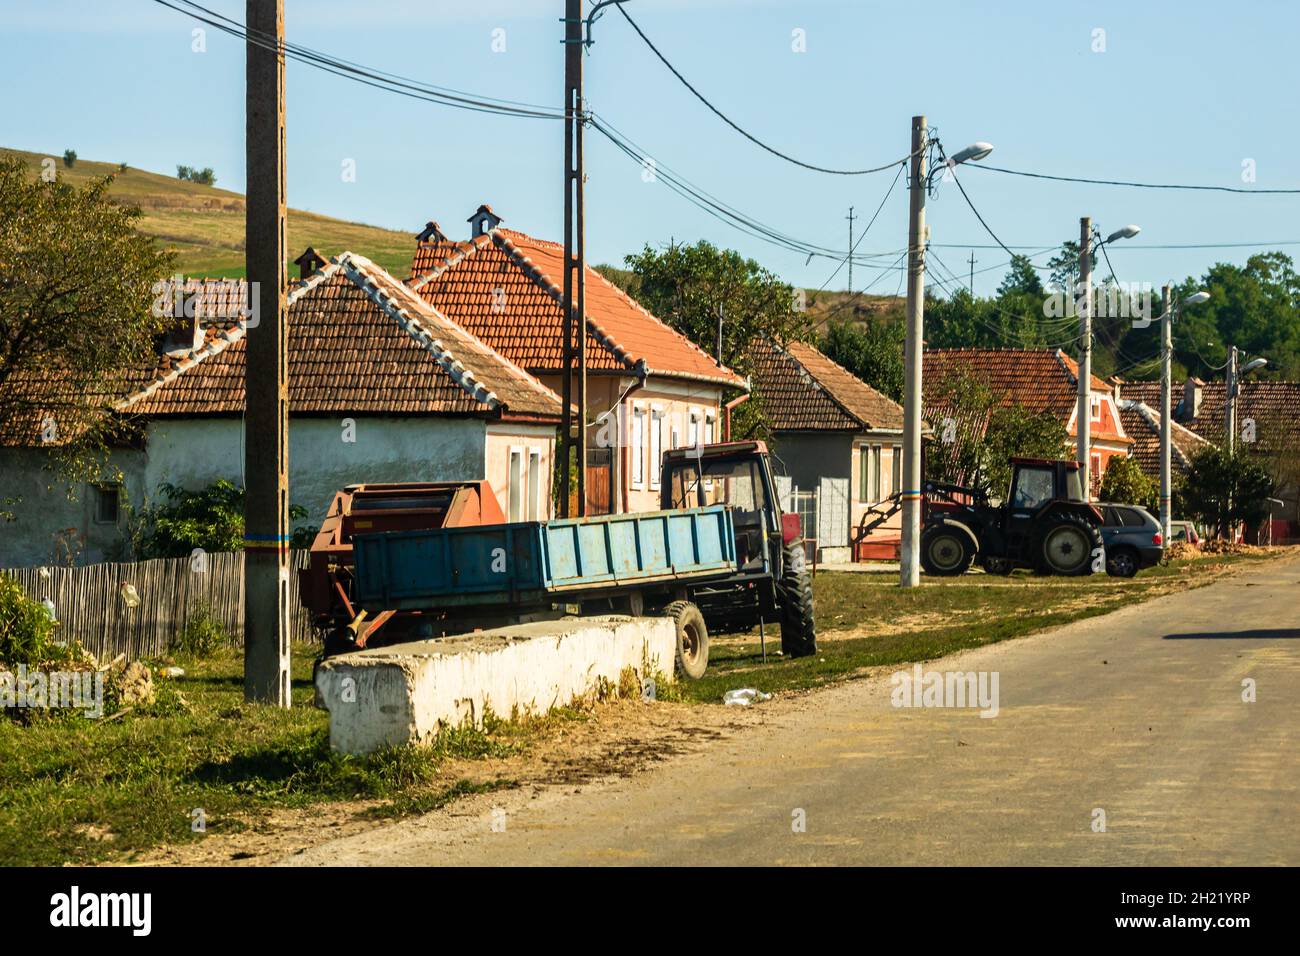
315 615 676 755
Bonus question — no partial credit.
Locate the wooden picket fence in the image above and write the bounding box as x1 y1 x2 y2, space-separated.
1 551 316 661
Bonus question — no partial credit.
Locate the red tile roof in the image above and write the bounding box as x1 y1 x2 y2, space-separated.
1117 399 1211 477
1121 379 1300 454
118 253 563 421
408 226 746 389
750 337 903 431
924 347 1128 442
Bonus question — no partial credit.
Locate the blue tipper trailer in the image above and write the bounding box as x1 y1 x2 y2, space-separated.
352 505 740 612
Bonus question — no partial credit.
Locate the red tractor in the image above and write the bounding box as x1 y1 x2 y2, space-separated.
919 457 1104 577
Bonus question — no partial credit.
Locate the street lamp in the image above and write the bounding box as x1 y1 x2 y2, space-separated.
1155 288 1210 541
946 142 994 167
1226 348 1268 452
1077 220 1140 499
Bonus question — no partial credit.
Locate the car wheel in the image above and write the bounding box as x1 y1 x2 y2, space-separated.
1106 547 1139 578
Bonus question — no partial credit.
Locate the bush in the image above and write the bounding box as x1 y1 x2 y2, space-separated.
0 574 65 666
62 149 76 168
171 601 230 658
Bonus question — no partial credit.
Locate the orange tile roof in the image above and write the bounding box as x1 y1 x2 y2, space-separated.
408 226 747 389
1117 399 1210 476
750 337 903 431
118 253 563 421
1122 379 1300 454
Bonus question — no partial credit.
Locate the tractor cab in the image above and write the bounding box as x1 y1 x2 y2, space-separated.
1007 457 1087 508
661 441 785 574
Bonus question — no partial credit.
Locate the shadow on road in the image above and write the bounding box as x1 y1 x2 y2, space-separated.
1164 628 1300 640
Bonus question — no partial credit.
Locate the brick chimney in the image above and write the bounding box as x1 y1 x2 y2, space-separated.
416 221 449 243
467 204 503 238
158 279 204 356
1181 376 1204 421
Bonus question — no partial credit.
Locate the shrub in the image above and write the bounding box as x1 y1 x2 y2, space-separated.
62 149 76 168
171 601 230 658
0 574 65 666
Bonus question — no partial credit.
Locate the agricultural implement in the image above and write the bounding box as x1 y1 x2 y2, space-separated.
301 441 817 678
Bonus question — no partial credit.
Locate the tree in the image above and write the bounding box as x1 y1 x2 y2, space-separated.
1181 446 1273 538
131 480 313 557
819 318 904 402
1098 455 1157 511
62 149 76 168
997 254 1044 299
623 240 812 375
193 167 217 187
925 370 1069 496
0 157 174 476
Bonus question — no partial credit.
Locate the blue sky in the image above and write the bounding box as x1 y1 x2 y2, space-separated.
3 0 1298 295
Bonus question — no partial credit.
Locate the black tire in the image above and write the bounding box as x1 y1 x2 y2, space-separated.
1037 513 1103 576
664 600 709 680
777 540 817 658
981 555 1014 576
1106 546 1139 578
920 524 975 576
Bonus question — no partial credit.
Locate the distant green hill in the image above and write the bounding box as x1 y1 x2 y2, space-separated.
3 147 415 278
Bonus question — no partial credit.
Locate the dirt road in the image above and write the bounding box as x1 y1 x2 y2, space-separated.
283 554 1300 866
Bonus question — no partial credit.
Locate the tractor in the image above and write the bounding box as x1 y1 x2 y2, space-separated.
919 457 1104 577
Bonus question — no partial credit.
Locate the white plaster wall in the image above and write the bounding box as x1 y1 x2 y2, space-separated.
143 416 488 526
0 447 145 568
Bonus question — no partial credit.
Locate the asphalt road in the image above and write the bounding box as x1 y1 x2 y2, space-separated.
287 553 1300 866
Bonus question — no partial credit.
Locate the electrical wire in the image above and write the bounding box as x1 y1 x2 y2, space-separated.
615 4 918 176
818 164 904 291
969 163 1300 195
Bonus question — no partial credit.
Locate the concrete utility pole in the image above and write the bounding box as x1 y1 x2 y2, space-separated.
1225 345 1238 454
845 205 856 294
243 0 291 706
1076 217 1093 499
900 115 927 589
1160 283 1173 542
715 302 723 366
561 0 587 517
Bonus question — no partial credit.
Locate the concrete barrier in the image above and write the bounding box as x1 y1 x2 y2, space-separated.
314 615 677 755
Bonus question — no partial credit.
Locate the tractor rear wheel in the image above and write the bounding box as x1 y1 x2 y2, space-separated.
777 540 817 658
1038 514 1102 576
664 600 710 680
920 524 975 576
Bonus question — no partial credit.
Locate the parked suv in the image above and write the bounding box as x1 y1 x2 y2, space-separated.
1097 503 1163 577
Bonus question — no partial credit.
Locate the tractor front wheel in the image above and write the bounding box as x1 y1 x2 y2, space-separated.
920 525 975 576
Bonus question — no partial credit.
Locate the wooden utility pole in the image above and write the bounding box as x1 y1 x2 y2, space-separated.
561 0 587 517
1159 284 1173 543
1076 217 1093 499
243 0 291 706
899 115 927 589
968 251 977 291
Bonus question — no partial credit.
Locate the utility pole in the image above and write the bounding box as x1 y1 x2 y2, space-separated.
1159 283 1173 543
845 206 856 294
243 0 291 706
1225 345 1238 453
968 251 977 292
900 115 927 589
561 0 587 516
1076 217 1093 499
715 302 723 366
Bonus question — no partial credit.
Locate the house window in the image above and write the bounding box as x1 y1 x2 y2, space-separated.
527 450 542 520
1090 394 1102 423
688 408 701 449
508 448 523 522
94 484 120 524
859 445 882 504
631 405 646 488
890 445 902 497
704 410 716 446
649 408 664 489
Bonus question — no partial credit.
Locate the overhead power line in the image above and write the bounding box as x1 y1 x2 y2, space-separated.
819 165 905 291
615 5 916 176
970 163 1300 195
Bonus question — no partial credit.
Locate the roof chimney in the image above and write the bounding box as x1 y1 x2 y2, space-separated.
417 221 448 243
467 204 503 238
293 247 327 281
158 279 204 357
1181 376 1204 421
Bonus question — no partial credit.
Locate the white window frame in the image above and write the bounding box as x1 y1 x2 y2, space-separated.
508 446 524 522
649 406 665 490
1090 393 1102 423
527 448 542 520
631 404 646 490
